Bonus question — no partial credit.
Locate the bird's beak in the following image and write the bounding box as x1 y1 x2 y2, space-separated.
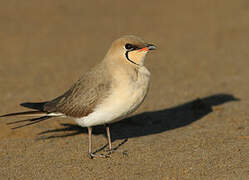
138 44 157 52
146 44 157 50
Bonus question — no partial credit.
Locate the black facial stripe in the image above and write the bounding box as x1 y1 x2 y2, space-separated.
125 51 139 66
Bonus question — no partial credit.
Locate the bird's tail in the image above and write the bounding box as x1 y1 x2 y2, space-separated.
6 116 53 129
0 102 62 129
0 110 47 118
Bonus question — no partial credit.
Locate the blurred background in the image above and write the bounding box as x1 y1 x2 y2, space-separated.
0 0 249 179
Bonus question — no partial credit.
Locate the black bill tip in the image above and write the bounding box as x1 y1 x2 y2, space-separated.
147 44 157 50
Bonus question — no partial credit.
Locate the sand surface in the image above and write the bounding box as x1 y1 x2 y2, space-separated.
0 0 249 179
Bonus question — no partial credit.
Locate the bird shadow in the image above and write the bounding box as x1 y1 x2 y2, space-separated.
37 93 239 144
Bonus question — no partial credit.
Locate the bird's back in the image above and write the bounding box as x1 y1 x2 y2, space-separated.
43 62 112 118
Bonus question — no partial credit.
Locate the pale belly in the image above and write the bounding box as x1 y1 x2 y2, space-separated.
75 69 150 127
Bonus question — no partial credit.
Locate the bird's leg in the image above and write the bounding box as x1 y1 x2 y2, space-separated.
106 124 112 151
104 124 114 156
88 127 93 159
104 125 127 156
88 127 110 159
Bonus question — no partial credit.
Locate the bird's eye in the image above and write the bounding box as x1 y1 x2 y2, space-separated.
125 43 134 50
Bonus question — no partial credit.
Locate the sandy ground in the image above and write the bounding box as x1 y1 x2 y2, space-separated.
0 0 249 179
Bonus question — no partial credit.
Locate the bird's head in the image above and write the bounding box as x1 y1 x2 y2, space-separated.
105 35 156 66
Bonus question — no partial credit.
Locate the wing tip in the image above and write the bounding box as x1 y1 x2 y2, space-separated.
20 102 47 111
0 111 46 118
10 116 52 129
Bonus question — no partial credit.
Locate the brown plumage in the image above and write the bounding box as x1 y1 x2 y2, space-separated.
43 62 112 118
0 35 156 158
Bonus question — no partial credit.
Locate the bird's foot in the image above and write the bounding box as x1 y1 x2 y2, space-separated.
88 153 111 159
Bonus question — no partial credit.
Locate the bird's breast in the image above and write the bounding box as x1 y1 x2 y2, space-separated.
75 67 150 127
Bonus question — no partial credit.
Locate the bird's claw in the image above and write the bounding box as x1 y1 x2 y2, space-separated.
88 153 111 159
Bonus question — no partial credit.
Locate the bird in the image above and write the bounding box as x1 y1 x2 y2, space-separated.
0 35 156 158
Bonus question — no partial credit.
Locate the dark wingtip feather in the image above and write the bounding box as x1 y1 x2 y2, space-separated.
10 116 52 129
20 102 47 111
0 111 43 118
6 116 49 125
